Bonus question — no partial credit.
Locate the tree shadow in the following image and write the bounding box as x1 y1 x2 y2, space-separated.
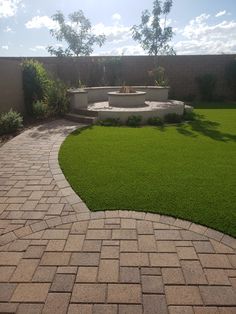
176 113 236 142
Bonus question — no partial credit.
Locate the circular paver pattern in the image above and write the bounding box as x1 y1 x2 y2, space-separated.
0 214 236 314
0 119 236 314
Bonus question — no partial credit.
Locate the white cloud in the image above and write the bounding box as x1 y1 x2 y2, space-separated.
112 13 121 22
175 13 236 54
25 15 58 30
0 0 22 18
93 22 132 44
30 45 46 52
1 45 9 50
215 10 226 18
4 26 12 32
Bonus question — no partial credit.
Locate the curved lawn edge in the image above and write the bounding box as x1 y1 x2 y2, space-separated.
58 110 236 238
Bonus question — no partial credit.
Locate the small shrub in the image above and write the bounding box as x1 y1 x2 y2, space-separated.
148 66 168 86
97 118 121 126
126 115 142 127
164 113 182 123
147 116 164 126
46 80 69 116
22 59 51 115
32 101 48 119
183 110 196 121
0 109 23 135
196 73 217 101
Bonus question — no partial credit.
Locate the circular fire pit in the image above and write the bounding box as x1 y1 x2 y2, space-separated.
108 91 146 108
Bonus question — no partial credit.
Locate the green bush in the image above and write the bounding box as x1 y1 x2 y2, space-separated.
196 73 217 101
97 118 121 126
126 115 142 127
183 110 196 121
22 59 51 115
164 113 182 123
225 58 236 99
47 80 69 116
0 109 23 135
147 116 164 126
32 101 49 119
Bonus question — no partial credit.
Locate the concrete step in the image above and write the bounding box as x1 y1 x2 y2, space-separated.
65 113 97 124
72 108 98 117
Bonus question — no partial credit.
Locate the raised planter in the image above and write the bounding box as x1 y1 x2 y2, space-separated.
108 91 146 108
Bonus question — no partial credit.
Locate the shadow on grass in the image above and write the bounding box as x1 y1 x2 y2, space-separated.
176 113 236 142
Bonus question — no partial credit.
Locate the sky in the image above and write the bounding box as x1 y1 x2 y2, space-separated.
0 0 236 56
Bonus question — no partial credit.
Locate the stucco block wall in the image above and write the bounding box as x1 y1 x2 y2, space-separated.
0 55 235 114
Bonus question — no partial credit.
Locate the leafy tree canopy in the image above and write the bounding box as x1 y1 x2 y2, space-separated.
47 10 106 57
132 0 175 56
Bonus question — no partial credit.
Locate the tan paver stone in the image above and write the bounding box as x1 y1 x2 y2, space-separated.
199 254 232 269
0 252 23 265
143 294 168 314
10 259 39 282
218 308 236 314
86 229 111 240
98 259 119 282
120 252 149 266
83 240 102 252
11 283 50 302
0 266 15 282
150 253 180 267
64 234 84 251
32 266 56 282
112 229 137 240
120 240 138 252
0 302 18 313
193 241 215 253
50 274 75 292
76 266 98 282
157 240 176 252
120 267 140 283
17 303 44 314
24 245 45 258
228 255 236 268
142 275 164 293
199 286 236 305
121 219 136 229
205 269 231 285
42 293 70 314
88 219 104 229
68 304 92 314
168 306 194 314
155 229 182 240
194 307 220 313
101 245 119 258
181 260 208 285
107 284 141 303
57 266 77 274
46 239 66 251
141 267 161 275
70 252 100 266
40 252 71 265
177 246 198 260
71 284 106 303
138 234 157 252
137 221 154 234
71 221 88 234
165 286 203 305
93 304 117 314
0 283 17 301
119 304 143 314
162 267 185 284
42 229 69 239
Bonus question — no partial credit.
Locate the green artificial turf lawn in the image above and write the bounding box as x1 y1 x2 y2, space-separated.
59 102 236 237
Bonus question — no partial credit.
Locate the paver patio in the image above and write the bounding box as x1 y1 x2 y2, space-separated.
0 119 236 314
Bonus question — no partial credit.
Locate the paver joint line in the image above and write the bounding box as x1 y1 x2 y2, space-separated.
0 119 235 313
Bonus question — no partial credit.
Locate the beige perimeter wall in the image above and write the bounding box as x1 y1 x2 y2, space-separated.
0 55 235 114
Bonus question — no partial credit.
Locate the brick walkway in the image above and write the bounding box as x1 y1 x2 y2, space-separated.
0 119 236 314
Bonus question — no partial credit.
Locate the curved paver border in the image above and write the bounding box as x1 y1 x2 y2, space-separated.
0 121 235 252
